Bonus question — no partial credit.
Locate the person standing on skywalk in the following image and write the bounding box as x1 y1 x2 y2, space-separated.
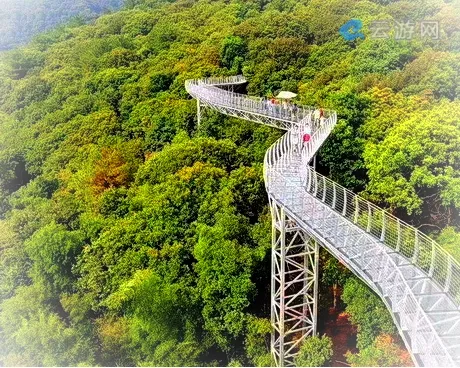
313 108 320 124
302 125 312 150
291 125 301 154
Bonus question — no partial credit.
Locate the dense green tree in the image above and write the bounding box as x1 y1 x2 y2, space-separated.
346 334 412 367
319 91 372 190
342 277 396 349
194 211 256 350
0 285 95 366
0 220 29 301
25 222 85 295
244 317 272 366
294 335 333 367
220 36 247 73
437 227 460 260
363 100 460 226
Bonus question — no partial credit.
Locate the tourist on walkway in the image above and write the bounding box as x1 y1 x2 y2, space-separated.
302 124 312 153
291 103 298 119
291 125 300 153
313 108 320 124
319 115 326 127
282 100 289 118
266 98 272 113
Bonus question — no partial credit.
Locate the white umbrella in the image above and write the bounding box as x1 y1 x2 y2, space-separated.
276 91 297 99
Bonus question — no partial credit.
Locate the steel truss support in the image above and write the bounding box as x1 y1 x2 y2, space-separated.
270 199 319 367
199 100 293 131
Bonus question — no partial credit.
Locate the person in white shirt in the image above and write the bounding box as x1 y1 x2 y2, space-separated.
313 109 320 123
319 116 326 127
291 124 301 153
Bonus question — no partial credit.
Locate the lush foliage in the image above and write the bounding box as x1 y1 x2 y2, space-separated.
342 277 396 350
0 0 459 366
294 335 333 367
346 334 413 367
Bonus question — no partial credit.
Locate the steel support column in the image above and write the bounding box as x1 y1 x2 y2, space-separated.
270 199 319 367
197 98 201 128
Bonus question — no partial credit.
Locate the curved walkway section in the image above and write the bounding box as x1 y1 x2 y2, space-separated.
185 76 460 367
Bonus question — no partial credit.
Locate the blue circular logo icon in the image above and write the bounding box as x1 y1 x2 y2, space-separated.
339 19 365 41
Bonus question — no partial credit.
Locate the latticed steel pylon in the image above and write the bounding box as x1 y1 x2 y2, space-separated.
270 198 320 366
185 76 460 367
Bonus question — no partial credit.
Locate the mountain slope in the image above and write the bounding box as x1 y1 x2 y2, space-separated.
0 0 123 50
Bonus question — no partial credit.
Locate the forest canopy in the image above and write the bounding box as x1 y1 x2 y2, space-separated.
0 0 459 366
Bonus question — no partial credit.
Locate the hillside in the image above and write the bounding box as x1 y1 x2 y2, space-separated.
0 0 123 50
0 0 459 366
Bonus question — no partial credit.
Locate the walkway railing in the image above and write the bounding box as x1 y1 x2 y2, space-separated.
186 76 334 126
193 75 247 86
263 116 456 366
263 102 460 307
186 75 460 367
304 168 460 303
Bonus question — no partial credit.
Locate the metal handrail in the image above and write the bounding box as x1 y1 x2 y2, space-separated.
304 168 460 300
263 114 455 366
186 79 335 127
194 75 247 86
262 110 460 305
186 76 459 367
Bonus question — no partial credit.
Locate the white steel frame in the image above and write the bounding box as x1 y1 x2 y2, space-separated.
270 198 319 366
185 76 460 367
